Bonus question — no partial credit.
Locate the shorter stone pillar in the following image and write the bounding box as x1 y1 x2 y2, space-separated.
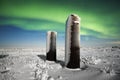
46 31 57 61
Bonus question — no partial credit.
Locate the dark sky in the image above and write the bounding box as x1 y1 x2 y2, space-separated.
0 0 120 47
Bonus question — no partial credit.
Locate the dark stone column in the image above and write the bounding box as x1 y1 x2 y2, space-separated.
46 31 57 61
65 14 81 69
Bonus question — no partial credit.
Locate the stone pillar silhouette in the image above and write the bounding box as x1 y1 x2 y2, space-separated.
46 31 57 61
65 14 81 69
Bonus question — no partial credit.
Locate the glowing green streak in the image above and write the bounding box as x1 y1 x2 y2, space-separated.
0 0 120 39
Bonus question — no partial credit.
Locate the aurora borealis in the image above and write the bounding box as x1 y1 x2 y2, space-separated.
0 0 120 47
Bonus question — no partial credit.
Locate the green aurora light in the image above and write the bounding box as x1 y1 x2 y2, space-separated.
0 0 120 39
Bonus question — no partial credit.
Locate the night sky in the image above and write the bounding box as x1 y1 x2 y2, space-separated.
0 0 120 47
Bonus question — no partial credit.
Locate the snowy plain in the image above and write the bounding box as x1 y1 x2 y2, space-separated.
0 46 120 80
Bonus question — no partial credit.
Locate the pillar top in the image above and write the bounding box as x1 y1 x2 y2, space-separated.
47 31 57 35
69 14 81 21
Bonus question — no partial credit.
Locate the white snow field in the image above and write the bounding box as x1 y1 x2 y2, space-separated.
0 46 120 80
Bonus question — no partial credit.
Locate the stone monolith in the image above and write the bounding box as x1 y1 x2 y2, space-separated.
65 14 81 68
46 31 57 61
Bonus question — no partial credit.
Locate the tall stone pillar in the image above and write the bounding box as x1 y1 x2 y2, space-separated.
46 31 57 61
65 14 81 69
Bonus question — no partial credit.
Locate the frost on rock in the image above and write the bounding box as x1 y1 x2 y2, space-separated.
34 61 55 80
81 56 102 65
100 65 116 76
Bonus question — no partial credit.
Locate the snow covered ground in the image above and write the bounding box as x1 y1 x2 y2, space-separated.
0 46 120 80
